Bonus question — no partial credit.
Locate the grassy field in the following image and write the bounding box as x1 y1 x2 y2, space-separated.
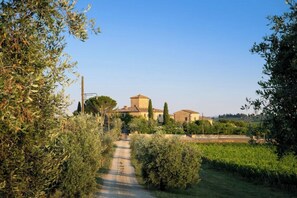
150 165 296 198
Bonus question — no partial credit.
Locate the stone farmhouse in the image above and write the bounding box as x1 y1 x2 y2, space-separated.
117 94 212 124
174 110 213 125
117 94 164 122
174 110 200 123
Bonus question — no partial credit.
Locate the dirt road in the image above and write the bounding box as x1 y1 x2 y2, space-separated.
97 139 154 198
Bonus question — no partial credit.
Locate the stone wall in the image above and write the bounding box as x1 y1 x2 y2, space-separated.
130 134 251 143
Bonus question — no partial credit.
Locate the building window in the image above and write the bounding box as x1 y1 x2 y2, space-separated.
185 117 188 121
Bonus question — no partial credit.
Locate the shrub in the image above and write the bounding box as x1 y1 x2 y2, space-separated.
101 118 122 164
187 123 201 134
154 120 184 134
109 118 122 140
163 121 185 134
0 126 67 197
0 114 105 197
128 117 156 134
131 135 202 190
56 114 102 197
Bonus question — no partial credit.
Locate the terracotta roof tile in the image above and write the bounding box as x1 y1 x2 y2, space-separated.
174 109 199 114
117 106 163 113
153 108 163 112
130 94 150 99
182 109 199 114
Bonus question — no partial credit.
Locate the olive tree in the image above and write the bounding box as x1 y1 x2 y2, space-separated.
248 0 297 157
131 135 201 190
0 0 99 196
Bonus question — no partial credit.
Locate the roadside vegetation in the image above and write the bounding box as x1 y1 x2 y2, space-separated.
0 0 122 197
56 115 102 197
96 118 121 188
130 135 202 190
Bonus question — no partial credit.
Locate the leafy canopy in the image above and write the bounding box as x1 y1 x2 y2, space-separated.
0 0 99 196
85 96 117 115
249 0 297 157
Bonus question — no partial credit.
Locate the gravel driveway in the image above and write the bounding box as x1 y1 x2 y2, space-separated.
97 139 154 198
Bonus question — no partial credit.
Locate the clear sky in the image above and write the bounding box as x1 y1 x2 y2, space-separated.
65 0 289 117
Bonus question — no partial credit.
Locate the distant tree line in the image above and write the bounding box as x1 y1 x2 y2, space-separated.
218 113 249 119
218 113 262 121
126 116 267 137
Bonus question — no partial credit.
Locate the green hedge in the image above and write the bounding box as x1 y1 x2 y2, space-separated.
54 115 102 197
0 121 67 197
131 135 202 190
56 115 121 197
0 114 119 197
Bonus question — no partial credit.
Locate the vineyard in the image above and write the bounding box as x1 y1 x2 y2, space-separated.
193 143 297 189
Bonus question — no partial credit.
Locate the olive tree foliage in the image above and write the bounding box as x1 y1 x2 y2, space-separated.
0 0 99 196
246 0 297 157
57 114 102 197
131 135 202 190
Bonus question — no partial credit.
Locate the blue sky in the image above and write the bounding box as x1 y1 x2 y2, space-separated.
65 0 289 116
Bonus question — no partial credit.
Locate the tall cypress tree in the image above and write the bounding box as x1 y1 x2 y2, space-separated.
77 101 82 113
163 102 169 125
148 99 153 119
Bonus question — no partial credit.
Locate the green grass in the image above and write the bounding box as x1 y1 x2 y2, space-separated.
151 165 296 198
